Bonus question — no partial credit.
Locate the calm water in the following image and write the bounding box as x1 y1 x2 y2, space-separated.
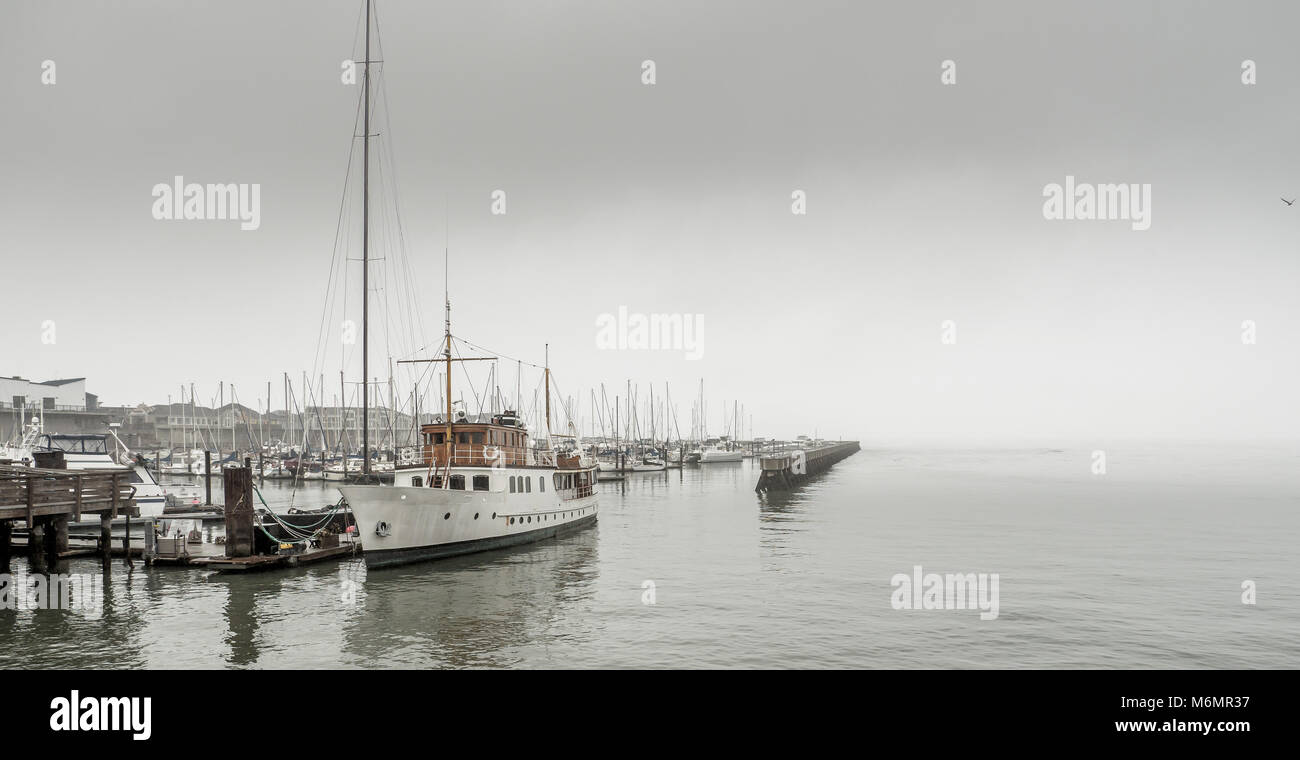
3 443 1297 669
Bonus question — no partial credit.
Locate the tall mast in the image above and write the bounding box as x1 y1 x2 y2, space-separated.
444 246 452 481
544 343 551 438
361 0 372 476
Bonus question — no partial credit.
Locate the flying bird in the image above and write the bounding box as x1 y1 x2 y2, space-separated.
1282 197 1295 206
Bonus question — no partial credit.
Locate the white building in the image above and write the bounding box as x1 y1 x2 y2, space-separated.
0 376 93 412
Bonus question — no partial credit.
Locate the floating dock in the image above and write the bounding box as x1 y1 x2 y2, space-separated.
754 441 860 492
142 466 359 573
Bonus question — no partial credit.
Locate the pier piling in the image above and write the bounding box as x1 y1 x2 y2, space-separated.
28 519 47 574
48 515 69 570
99 513 112 561
0 521 11 573
223 467 254 558
123 513 133 568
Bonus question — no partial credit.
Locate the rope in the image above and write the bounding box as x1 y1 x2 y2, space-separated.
253 486 343 544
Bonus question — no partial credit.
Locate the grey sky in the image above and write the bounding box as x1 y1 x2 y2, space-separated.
3 1 1298 441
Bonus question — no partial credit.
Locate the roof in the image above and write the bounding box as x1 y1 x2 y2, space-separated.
37 378 85 387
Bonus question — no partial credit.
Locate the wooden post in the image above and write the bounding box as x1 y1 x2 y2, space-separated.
28 518 47 575
144 519 156 565
100 512 112 561
205 450 213 506
0 521 11 573
47 515 69 570
224 466 254 558
24 472 34 529
123 509 132 567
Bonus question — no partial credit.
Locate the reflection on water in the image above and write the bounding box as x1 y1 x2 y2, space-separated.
338 527 601 668
2 446 1298 668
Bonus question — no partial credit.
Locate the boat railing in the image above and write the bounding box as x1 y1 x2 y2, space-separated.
393 445 557 469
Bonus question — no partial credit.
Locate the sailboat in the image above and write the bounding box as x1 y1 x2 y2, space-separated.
333 0 598 567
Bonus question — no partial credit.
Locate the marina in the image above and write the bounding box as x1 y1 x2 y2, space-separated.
5 0 1297 705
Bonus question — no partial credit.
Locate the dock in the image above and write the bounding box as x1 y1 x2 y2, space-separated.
0 457 139 571
755 441 860 492
197 542 358 573
137 465 359 573
144 526 359 573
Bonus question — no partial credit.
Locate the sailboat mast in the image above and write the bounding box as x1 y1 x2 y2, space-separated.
444 248 452 480
361 0 372 476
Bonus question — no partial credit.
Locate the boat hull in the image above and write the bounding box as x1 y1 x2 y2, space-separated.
360 512 597 567
700 451 743 463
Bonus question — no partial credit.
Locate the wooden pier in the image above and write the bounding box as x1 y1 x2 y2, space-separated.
755 441 861 492
0 459 139 571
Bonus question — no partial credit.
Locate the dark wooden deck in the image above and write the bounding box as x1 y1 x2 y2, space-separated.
0 464 139 525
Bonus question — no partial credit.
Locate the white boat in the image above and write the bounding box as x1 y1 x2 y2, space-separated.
9 431 169 518
260 462 294 479
340 411 598 567
323 459 361 481
631 456 667 472
700 441 743 463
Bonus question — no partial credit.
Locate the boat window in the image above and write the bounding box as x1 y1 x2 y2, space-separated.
473 475 489 491
471 433 484 445
457 433 469 444
509 476 516 493
412 476 423 488
539 476 545 493
525 477 531 493
433 433 445 445
449 475 465 490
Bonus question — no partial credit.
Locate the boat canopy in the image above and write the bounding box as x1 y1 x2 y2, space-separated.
36 434 109 454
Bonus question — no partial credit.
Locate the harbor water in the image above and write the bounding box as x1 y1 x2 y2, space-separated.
2 442 1297 669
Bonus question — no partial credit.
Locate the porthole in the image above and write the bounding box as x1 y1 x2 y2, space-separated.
444 512 451 520
509 517 515 525
474 513 479 520
527 516 531 523
492 512 497 519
